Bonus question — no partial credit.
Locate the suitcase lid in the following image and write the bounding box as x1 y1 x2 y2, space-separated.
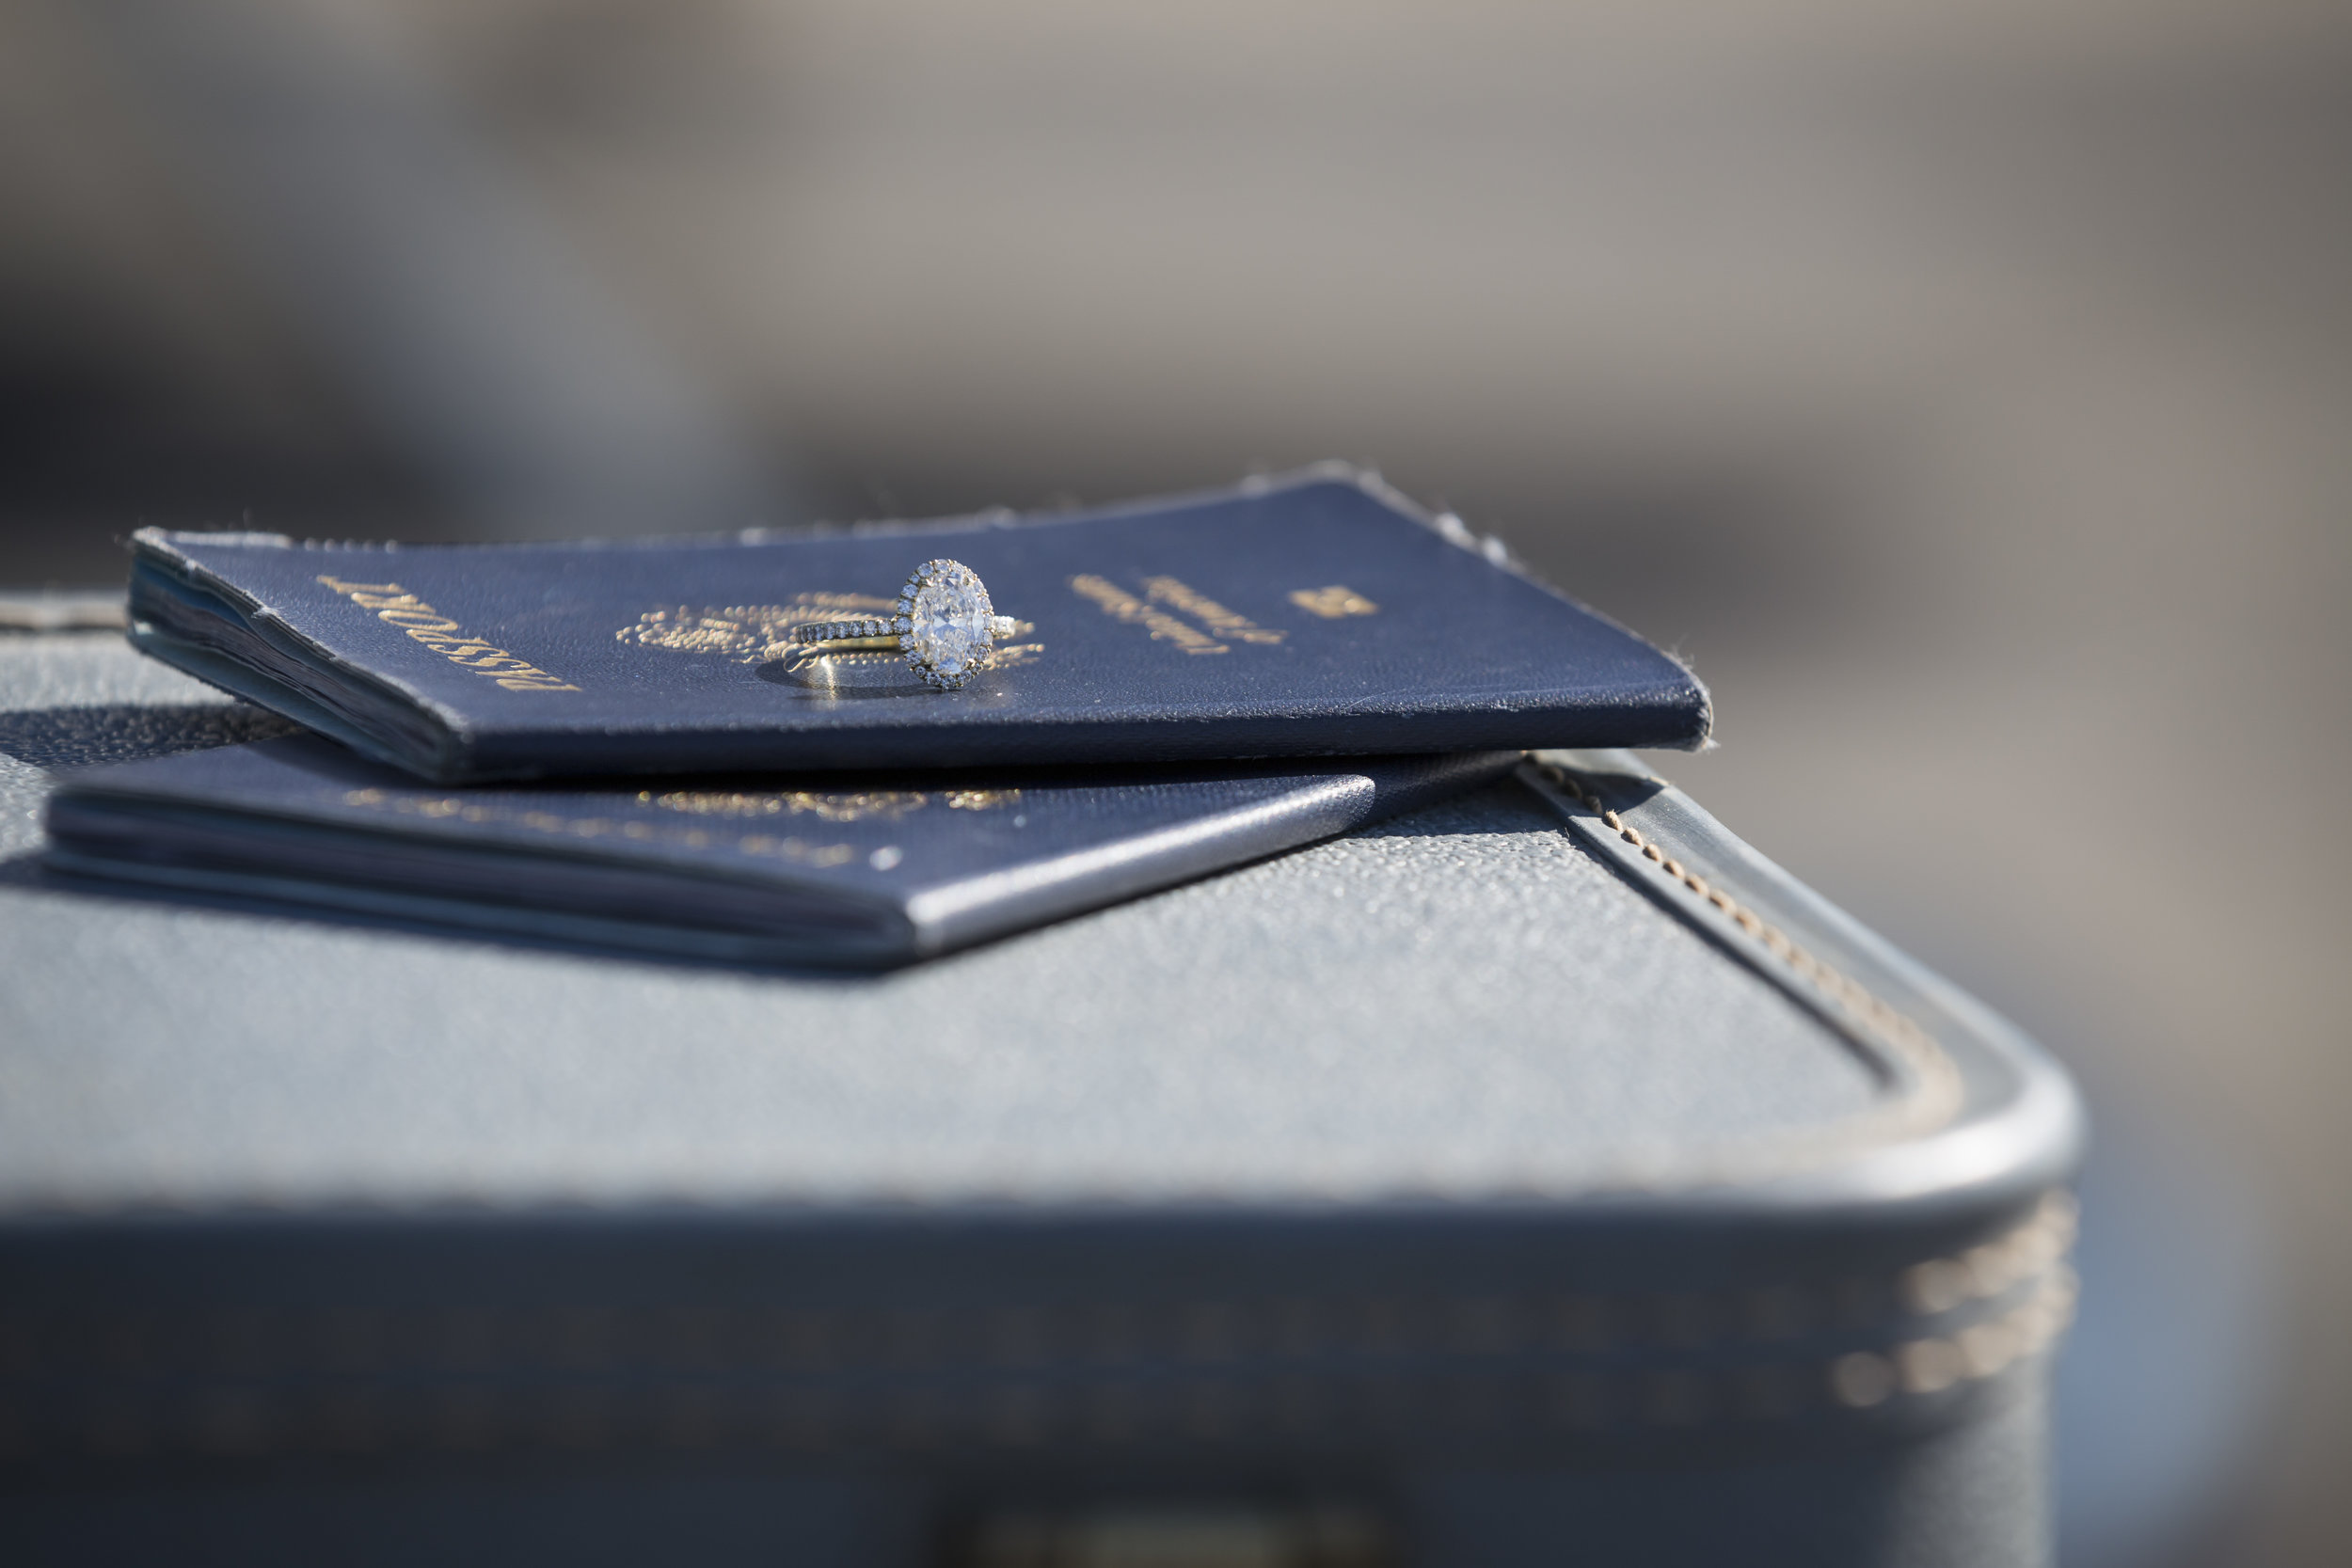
0 628 2081 1471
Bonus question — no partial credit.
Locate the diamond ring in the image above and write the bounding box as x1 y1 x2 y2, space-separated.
785 559 1018 690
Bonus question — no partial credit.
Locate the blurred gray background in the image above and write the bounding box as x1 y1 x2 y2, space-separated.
3 3 2346 1561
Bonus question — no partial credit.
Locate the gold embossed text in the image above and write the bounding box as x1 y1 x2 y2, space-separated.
1289 585 1379 619
1140 576 1286 644
316 577 580 690
1068 575 1228 655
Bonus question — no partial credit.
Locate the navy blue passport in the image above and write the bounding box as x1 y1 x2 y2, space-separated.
125 468 1708 782
44 736 1517 966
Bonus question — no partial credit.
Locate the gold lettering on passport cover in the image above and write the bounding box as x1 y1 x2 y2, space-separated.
638 787 1020 823
338 786 861 865
617 600 1041 674
1289 585 1379 619
1139 576 1287 645
1068 575 1229 655
619 597 892 663
315 578 580 691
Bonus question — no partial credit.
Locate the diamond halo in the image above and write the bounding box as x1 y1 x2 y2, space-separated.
893 559 1006 689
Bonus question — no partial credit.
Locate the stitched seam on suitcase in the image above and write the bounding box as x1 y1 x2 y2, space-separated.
1526 761 1966 1172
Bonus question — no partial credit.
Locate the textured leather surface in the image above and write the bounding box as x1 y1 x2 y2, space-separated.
0 630 2074 1566
127 469 1711 780
9 783 1881 1205
4 750 1872 1207
47 737 1517 964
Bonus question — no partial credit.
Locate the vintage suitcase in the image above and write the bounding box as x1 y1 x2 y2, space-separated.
0 620 2080 1566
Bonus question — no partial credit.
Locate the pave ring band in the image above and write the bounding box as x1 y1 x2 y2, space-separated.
786 559 1017 689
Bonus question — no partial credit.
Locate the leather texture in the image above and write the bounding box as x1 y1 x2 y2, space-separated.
45 737 1517 965
126 468 1711 781
0 630 2076 1567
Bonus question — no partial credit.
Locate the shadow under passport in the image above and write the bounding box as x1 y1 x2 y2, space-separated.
0 703 299 769
4 847 883 987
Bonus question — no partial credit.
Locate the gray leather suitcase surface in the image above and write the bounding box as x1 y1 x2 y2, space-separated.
0 627 2080 1566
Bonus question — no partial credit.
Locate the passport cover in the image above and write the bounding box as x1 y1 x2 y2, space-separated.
123 467 1710 782
42 736 1518 965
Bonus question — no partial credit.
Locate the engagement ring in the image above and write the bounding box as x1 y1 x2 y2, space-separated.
786 560 1017 689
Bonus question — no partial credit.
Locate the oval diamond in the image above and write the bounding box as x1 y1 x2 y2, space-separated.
903 561 993 677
